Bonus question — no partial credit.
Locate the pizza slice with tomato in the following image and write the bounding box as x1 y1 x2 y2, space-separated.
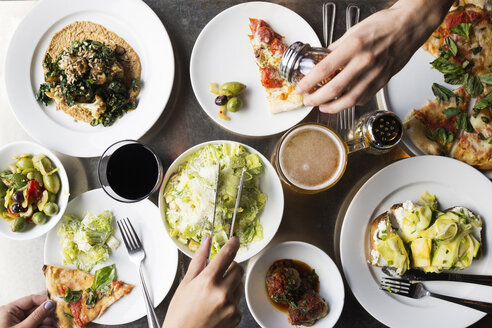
452 91 492 169
248 18 303 114
405 86 470 155
43 264 133 328
422 4 492 76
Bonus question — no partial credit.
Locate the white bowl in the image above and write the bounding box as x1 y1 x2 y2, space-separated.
245 241 345 328
158 140 284 263
0 141 69 240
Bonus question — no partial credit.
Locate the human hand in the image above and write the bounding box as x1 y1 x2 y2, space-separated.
296 0 454 113
162 236 244 328
0 294 56 328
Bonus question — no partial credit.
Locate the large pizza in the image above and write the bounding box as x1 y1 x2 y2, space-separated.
405 1 492 170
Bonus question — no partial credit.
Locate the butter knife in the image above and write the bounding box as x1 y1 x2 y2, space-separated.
229 168 246 239
383 267 492 287
207 163 221 262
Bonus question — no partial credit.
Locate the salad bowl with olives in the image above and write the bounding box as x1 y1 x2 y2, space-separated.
0 141 69 240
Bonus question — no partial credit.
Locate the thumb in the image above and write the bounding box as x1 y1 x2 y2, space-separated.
18 300 55 328
183 235 210 282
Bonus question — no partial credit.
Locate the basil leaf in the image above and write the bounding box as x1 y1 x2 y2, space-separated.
487 137 492 144
63 288 82 303
482 116 490 123
431 57 465 75
2 173 28 189
442 107 461 118
91 264 116 292
63 312 74 319
472 46 482 54
456 112 475 133
462 60 471 70
450 22 473 40
480 73 492 87
478 132 486 140
432 83 456 102
446 132 455 144
85 288 98 306
444 73 464 85
474 95 492 110
445 37 458 56
439 49 452 60
463 73 484 98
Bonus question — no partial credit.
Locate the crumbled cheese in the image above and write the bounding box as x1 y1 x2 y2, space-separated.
393 201 416 226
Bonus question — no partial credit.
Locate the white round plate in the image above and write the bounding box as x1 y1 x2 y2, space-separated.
5 0 174 157
381 48 492 179
245 241 345 328
0 141 69 240
44 189 178 325
190 2 320 137
340 156 492 328
159 140 284 263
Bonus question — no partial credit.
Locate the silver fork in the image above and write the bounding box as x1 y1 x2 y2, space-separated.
337 4 360 137
380 277 492 314
319 2 336 128
118 218 160 328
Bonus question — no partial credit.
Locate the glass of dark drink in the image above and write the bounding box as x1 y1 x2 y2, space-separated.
98 140 163 202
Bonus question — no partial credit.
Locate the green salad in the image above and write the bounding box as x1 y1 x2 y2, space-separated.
57 210 119 271
163 143 267 259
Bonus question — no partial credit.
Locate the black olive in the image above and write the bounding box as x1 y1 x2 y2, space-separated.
12 191 24 203
215 95 228 106
11 203 26 213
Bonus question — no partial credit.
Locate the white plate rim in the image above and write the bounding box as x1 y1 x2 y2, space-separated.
245 240 345 328
158 139 284 263
189 1 320 137
4 0 175 157
340 155 492 327
43 188 178 325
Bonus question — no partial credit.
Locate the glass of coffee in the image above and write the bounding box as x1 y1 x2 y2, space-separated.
272 123 348 194
98 140 163 202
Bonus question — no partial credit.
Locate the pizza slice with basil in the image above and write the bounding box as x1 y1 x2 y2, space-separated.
422 4 492 76
452 91 492 169
405 85 471 155
43 264 133 328
248 18 303 114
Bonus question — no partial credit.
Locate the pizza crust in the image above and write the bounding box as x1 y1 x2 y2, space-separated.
267 92 303 114
404 114 444 155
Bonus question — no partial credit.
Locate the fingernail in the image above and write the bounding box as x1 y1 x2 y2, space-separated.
233 236 239 242
202 235 210 243
44 300 55 311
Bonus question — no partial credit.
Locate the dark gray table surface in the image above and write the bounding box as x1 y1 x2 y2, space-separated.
13 0 490 327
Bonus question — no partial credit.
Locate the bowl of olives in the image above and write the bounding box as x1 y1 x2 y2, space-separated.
0 141 69 240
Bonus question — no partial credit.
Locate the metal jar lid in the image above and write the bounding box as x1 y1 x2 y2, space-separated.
279 41 310 82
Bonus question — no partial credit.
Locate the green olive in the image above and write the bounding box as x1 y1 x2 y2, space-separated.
27 171 44 186
16 157 34 170
32 211 48 224
219 82 246 97
41 157 54 172
43 202 59 216
226 97 242 112
48 192 57 203
11 217 27 232
43 173 60 194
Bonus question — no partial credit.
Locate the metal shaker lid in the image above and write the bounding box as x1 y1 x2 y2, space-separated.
279 41 310 82
364 111 403 151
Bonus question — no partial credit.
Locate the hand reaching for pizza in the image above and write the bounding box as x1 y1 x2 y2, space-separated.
296 0 455 113
162 235 244 328
0 294 57 328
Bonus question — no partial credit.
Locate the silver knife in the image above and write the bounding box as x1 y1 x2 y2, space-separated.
229 168 247 239
207 163 221 262
383 267 492 287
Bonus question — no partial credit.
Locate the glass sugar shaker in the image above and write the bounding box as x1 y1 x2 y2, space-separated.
347 110 403 154
279 41 337 88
